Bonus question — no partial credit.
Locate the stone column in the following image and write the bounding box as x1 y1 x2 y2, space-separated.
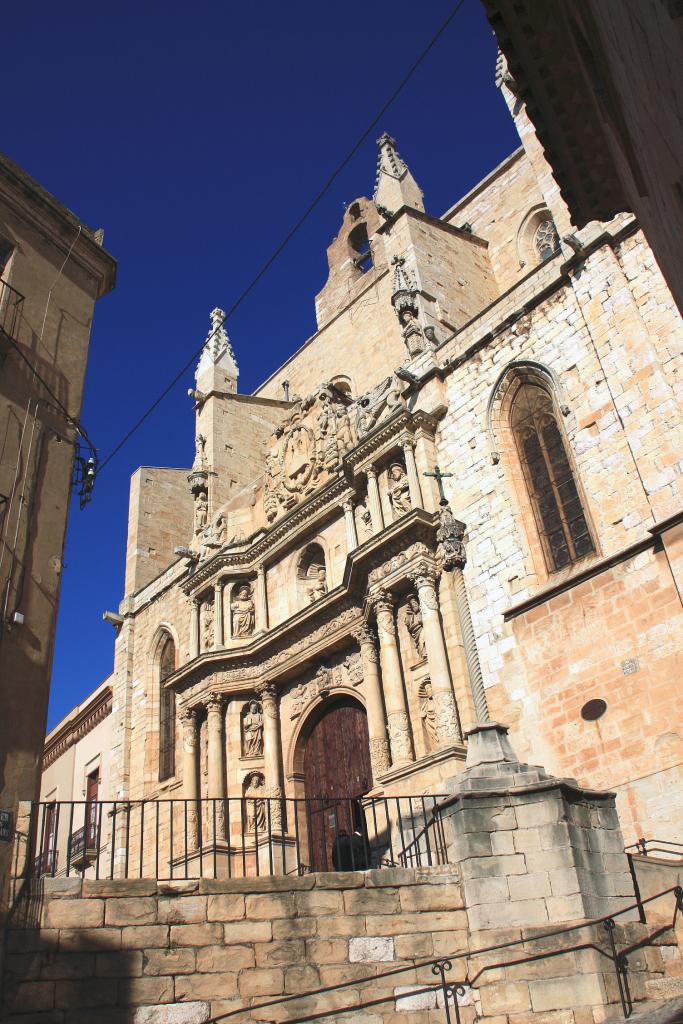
410 564 462 745
213 582 224 649
402 438 423 509
366 466 384 533
206 693 225 841
181 707 199 849
372 592 414 764
189 599 200 660
343 499 358 551
436 508 489 722
355 624 391 780
256 566 268 632
256 682 283 830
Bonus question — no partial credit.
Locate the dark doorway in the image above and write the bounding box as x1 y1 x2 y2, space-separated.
303 697 372 871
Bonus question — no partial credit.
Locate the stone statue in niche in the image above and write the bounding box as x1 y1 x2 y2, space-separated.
242 700 264 756
231 584 255 637
194 434 207 469
388 463 411 517
194 494 208 534
244 773 266 832
404 595 426 661
356 500 373 541
306 564 328 604
201 599 214 650
419 680 438 751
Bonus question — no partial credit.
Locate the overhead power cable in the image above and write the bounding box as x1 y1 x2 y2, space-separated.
98 0 468 473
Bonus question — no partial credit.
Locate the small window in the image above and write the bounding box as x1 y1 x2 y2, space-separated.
349 223 372 273
534 218 560 262
159 636 176 781
512 384 594 572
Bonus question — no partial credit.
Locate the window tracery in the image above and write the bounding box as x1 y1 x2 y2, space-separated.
533 217 560 262
511 384 594 572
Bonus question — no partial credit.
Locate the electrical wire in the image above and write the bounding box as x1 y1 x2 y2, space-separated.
98 0 468 473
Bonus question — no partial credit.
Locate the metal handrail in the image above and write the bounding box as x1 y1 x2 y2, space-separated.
626 837 683 859
208 885 683 1024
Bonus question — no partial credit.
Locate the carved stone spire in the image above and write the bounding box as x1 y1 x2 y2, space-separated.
195 307 239 394
373 133 425 216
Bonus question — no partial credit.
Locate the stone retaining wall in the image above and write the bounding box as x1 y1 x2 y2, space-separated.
3 868 681 1023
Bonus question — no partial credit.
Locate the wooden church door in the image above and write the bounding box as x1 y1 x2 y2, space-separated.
303 698 372 871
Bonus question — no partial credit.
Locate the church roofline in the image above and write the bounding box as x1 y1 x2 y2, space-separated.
441 146 524 223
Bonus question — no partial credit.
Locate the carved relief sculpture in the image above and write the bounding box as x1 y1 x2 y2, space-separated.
306 565 328 604
419 680 438 751
436 506 466 570
388 463 411 517
231 584 255 637
242 700 264 756
244 772 266 832
194 495 208 534
355 375 405 438
356 499 373 541
201 599 214 651
403 594 426 660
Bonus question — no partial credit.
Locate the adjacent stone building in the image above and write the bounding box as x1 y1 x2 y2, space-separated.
0 153 115 910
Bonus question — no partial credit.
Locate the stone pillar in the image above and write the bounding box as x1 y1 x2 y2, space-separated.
343 499 358 551
256 682 283 830
189 600 200 660
410 565 462 745
373 592 414 764
213 582 224 649
402 438 423 509
355 624 391 780
366 466 384 533
181 707 199 849
206 693 225 841
256 566 268 632
436 508 489 722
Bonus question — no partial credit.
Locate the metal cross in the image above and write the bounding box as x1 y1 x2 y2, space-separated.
423 465 453 506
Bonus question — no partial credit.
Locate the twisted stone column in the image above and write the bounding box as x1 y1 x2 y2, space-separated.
372 592 414 764
354 624 391 780
256 682 283 831
366 466 384 533
402 438 423 509
343 499 358 552
437 508 489 722
181 707 199 849
213 582 224 649
189 600 200 660
410 565 462 745
206 693 225 841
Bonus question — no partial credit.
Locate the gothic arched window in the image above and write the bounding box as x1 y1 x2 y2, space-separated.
534 218 560 262
511 384 594 572
158 635 176 781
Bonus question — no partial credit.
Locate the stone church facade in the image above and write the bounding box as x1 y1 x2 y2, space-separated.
53 77 683 873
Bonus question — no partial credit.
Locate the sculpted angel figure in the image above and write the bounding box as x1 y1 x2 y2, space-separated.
231 584 255 638
388 463 411 517
404 595 426 660
242 700 264 756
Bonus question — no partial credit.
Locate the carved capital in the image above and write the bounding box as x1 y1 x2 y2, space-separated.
181 705 198 725
354 623 379 663
399 435 416 452
366 465 378 481
409 561 439 594
256 680 278 714
342 498 354 513
206 691 224 713
370 590 396 639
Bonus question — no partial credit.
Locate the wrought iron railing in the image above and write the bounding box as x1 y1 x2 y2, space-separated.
626 837 683 859
0 279 24 340
206 886 683 1023
26 794 448 881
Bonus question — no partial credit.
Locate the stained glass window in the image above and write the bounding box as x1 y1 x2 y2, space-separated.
159 636 176 781
511 384 594 572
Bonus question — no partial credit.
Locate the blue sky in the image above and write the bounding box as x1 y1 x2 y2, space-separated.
5 0 519 729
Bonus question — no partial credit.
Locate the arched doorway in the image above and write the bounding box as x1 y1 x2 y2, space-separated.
303 697 372 871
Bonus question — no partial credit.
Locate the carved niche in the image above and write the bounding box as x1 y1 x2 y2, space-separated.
264 384 355 522
241 700 264 757
231 582 255 638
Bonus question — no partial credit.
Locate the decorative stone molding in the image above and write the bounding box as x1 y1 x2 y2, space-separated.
42 686 113 770
387 711 413 762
